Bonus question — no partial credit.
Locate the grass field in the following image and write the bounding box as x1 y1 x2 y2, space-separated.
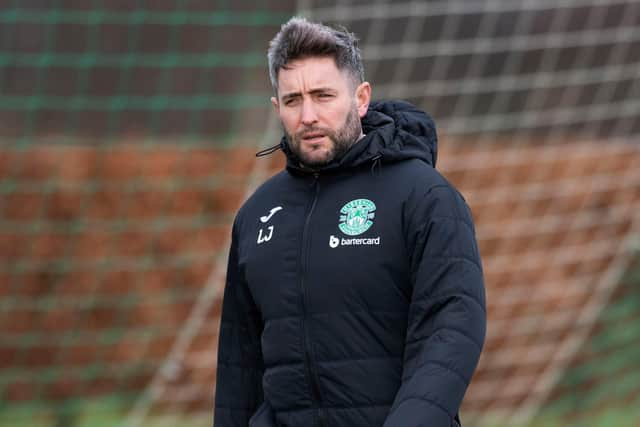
2 398 638 427
0 398 210 427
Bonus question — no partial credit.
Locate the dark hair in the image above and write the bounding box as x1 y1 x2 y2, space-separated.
267 16 364 93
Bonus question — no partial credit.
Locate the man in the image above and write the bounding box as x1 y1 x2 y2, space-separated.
214 17 486 427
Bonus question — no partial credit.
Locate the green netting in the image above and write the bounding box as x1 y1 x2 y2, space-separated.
0 2 294 426
2 2 640 427
0 1 291 145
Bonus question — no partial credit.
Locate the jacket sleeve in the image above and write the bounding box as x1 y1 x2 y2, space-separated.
383 184 486 427
214 220 273 427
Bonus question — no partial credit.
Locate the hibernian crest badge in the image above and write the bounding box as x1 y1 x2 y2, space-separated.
339 198 376 236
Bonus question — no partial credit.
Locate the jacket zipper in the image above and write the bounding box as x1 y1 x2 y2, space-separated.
299 174 326 427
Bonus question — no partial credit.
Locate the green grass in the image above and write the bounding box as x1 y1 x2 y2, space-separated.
472 405 640 427
0 398 211 427
1 400 637 427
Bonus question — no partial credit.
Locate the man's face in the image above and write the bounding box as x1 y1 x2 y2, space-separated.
271 56 371 169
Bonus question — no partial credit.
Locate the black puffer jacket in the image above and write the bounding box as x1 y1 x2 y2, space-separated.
214 100 486 427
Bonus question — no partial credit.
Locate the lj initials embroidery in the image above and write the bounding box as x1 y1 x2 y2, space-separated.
257 226 274 244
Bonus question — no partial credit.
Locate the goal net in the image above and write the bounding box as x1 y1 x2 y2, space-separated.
298 1 640 426
1 1 639 427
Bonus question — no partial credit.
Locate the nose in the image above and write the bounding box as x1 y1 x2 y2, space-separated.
300 98 318 126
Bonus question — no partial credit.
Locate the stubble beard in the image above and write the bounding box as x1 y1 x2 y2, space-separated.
285 105 362 170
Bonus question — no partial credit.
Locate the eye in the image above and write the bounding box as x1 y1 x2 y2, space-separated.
318 93 334 99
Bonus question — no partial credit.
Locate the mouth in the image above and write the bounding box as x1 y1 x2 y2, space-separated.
301 132 326 143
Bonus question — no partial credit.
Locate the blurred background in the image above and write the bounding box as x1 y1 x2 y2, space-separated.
1 1 639 426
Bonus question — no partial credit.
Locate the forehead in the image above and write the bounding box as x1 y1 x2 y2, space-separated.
277 56 350 93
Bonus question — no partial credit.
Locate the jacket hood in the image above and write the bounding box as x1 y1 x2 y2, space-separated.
276 100 438 173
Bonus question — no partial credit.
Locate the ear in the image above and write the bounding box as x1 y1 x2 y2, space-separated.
271 96 280 114
355 82 371 118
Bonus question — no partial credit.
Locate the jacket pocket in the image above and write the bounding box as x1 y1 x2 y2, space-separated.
249 401 278 427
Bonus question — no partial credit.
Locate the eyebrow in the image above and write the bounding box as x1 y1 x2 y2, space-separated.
281 87 337 102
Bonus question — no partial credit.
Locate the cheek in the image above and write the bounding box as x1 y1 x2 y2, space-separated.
334 104 355 127
279 112 299 133
324 104 351 127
